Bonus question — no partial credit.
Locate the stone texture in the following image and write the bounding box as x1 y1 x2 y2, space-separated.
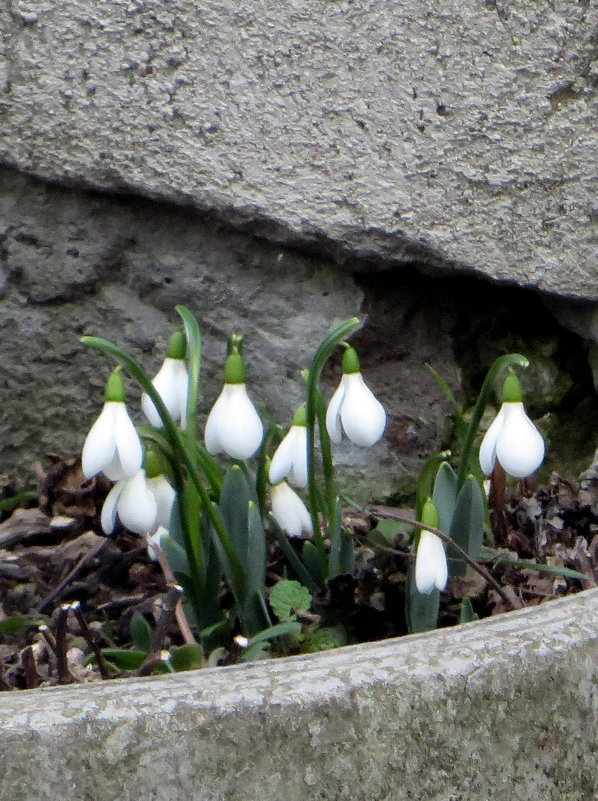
0 0 596 298
0 167 461 498
2 589 598 800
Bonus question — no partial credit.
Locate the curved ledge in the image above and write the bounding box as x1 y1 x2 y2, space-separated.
2 589 598 799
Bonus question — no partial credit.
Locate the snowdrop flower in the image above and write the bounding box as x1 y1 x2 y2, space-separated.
141 331 189 429
145 450 176 530
205 347 263 459
415 499 448 594
101 467 158 535
82 368 143 481
326 347 386 447
270 480 314 538
269 404 308 488
479 373 545 479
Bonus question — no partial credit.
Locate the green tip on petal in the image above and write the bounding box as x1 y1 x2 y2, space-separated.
502 372 523 403
224 351 245 384
166 330 187 360
342 347 360 375
421 497 440 529
104 367 126 402
292 404 307 426
227 333 244 357
144 449 162 479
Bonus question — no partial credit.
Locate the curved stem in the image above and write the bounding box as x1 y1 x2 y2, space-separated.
305 317 362 580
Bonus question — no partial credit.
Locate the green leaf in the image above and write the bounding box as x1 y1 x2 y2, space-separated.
0 615 33 636
479 547 591 581
219 465 252 565
240 641 272 662
432 461 458 534
175 305 201 440
0 492 38 512
303 628 342 653
170 643 204 672
449 476 485 576
417 451 452 521
302 540 325 589
405 564 440 633
268 514 318 592
270 579 313 622
369 519 404 547
247 620 302 646
459 597 479 624
96 649 147 670
161 534 190 577
130 613 152 653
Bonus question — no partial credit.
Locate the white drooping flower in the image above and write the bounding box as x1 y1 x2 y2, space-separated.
101 468 158 535
144 450 176 530
326 347 386 447
269 405 308 488
270 481 313 539
82 369 143 482
414 499 448 595
205 348 263 460
479 373 545 479
141 331 189 429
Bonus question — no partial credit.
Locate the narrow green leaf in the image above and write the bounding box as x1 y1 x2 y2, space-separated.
161 534 190 577
268 514 318 593
97 649 147 670
0 493 38 512
417 451 452 521
432 461 458 534
219 465 251 562
328 496 344 579
0 615 33 635
302 540 325 589
247 620 302 646
130 613 152 653
449 476 485 576
479 547 591 581
405 564 440 633
426 364 468 442
459 597 479 624
175 305 201 440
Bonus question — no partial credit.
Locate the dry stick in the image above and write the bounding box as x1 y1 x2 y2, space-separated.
70 600 111 680
38 538 107 614
137 584 184 677
367 505 523 611
55 603 74 684
145 535 197 645
21 645 42 689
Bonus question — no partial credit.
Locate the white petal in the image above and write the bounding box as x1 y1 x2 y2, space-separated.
479 406 505 477
496 402 545 479
82 403 117 479
113 403 143 478
205 384 263 459
142 358 188 428
271 482 312 538
147 475 176 530
271 481 313 538
173 361 189 430
339 373 386 447
101 480 124 535
415 530 448 594
117 470 158 535
325 381 345 444
147 525 169 562
269 428 297 485
288 425 308 488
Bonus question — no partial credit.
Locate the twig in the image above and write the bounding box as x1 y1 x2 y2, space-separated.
70 600 111 680
55 603 74 684
367 505 523 611
38 539 107 614
21 646 42 689
144 534 197 645
136 584 183 677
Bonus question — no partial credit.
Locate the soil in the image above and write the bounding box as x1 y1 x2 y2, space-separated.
1 455 598 691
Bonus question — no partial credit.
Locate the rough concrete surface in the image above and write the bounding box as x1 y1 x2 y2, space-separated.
0 0 596 298
1 589 598 800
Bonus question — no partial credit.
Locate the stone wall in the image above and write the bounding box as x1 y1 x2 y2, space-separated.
0 0 597 492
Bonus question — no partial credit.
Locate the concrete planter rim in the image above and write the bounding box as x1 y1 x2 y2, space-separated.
2 588 598 799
